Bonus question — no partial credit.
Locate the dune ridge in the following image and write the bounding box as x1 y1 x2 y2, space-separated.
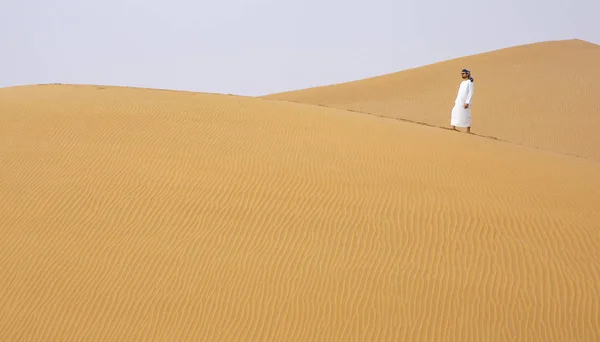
264 39 600 161
1 84 600 340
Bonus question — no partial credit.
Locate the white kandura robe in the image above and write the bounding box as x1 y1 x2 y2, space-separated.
450 80 474 127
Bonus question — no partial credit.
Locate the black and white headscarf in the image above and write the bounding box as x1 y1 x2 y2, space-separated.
462 69 474 82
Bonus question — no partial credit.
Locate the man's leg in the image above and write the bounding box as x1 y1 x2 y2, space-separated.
466 126 471 133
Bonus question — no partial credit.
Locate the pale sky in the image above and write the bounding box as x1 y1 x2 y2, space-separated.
1 0 598 96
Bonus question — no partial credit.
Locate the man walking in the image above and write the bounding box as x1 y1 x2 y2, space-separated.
451 69 474 133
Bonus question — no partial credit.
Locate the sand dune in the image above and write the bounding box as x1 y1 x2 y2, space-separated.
1 84 600 341
264 39 600 161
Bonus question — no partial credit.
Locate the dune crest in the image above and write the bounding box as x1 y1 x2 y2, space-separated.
1 84 600 340
264 39 600 161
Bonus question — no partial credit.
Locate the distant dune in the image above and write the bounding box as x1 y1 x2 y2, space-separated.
264 39 600 161
1 84 599 340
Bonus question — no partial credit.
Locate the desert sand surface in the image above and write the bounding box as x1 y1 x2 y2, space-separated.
264 39 600 161
1 83 600 341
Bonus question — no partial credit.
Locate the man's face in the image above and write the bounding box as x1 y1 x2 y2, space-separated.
461 72 468 79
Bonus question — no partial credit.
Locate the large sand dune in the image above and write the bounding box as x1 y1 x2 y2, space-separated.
1 84 600 340
264 39 600 161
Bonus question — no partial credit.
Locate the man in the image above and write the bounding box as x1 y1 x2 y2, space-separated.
450 69 474 133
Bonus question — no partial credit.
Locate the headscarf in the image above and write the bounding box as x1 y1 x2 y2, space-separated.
462 68 474 82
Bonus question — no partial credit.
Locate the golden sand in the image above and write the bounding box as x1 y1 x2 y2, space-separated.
265 39 600 161
1 82 599 340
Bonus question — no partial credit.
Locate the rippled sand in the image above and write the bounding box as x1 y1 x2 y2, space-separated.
1 59 600 341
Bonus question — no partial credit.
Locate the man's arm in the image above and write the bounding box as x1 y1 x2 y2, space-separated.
464 82 474 108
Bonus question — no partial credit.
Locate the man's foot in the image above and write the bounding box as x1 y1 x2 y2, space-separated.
451 126 459 131
466 127 471 134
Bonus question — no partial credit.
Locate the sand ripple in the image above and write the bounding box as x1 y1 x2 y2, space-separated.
1 84 599 340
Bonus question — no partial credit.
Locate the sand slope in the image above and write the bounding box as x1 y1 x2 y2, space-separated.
1 84 600 341
264 39 600 161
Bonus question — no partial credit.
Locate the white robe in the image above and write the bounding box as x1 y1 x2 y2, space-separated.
450 80 474 127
